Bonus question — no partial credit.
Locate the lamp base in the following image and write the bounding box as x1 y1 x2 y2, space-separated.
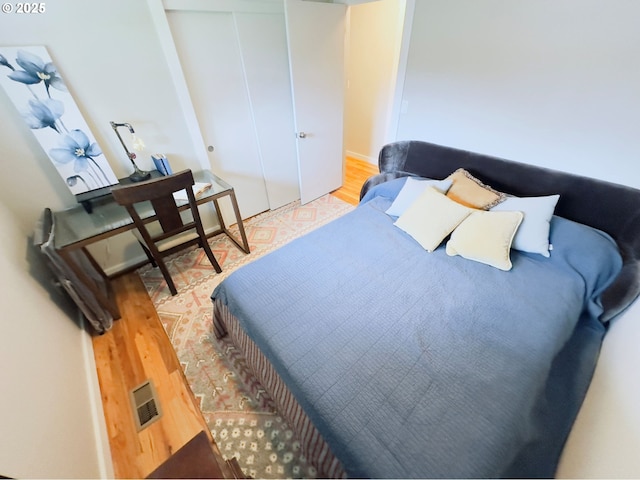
129 168 152 182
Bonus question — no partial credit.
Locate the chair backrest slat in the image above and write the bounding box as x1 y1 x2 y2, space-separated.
151 196 184 234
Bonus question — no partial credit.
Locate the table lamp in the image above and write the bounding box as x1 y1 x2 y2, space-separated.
110 121 151 182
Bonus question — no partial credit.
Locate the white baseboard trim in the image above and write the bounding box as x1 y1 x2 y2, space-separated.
345 150 376 165
80 315 114 479
103 253 147 277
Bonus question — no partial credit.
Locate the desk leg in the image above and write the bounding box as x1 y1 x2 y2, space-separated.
58 247 121 322
213 190 250 254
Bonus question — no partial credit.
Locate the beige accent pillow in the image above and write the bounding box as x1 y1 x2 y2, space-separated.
394 186 475 252
446 210 524 271
445 168 506 209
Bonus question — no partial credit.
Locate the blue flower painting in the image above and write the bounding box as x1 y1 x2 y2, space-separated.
0 46 118 195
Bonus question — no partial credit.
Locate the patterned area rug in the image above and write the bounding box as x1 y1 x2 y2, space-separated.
138 195 353 479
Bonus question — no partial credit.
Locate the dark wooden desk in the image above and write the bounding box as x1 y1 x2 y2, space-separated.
147 430 245 479
51 170 250 320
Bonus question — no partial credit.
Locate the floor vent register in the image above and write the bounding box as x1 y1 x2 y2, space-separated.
130 380 162 431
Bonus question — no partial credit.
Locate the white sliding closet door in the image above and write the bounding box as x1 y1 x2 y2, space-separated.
166 8 299 219
234 13 300 210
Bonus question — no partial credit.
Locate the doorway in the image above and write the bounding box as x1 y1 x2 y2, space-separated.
344 0 407 166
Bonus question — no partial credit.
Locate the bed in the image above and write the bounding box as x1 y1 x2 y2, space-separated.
211 140 640 478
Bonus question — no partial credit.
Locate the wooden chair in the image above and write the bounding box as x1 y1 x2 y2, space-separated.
111 170 222 296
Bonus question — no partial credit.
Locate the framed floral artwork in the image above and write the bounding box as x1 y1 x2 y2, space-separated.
0 46 119 197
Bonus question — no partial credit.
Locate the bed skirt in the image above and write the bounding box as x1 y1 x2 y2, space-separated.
212 298 346 479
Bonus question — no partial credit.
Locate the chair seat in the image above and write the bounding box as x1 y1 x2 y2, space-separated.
133 221 200 253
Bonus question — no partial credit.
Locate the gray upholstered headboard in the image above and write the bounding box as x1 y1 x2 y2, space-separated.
361 140 640 322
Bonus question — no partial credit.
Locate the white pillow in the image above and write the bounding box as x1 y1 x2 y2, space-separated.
446 210 524 271
386 176 453 217
491 194 560 257
394 186 474 252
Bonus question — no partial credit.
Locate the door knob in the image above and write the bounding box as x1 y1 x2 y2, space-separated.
296 132 307 139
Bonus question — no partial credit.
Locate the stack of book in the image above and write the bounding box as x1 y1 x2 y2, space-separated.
151 154 173 176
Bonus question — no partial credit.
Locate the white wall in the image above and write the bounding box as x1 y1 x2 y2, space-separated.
0 201 111 478
396 0 640 189
557 299 640 477
0 1 206 476
345 0 404 163
397 1 640 477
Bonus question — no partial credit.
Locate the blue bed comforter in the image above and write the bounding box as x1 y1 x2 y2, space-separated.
212 179 622 478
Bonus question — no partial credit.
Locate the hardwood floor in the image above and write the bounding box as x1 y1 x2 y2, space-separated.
332 156 379 205
92 273 236 479
92 156 377 478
